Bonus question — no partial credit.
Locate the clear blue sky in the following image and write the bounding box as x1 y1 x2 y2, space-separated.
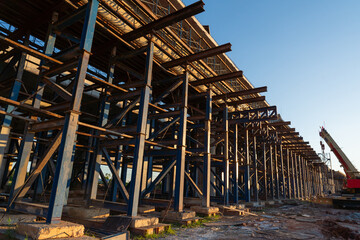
183 0 360 174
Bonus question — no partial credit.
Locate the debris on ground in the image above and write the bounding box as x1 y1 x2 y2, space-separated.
160 201 360 240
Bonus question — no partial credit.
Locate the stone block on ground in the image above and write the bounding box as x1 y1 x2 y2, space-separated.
130 216 159 228
16 221 84 240
190 206 219 215
160 210 196 220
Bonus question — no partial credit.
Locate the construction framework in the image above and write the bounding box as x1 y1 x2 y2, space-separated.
0 0 335 227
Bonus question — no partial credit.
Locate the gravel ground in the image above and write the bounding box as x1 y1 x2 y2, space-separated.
160 202 360 240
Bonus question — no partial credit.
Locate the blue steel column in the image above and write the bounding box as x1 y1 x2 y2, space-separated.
127 40 154 216
301 158 308 199
233 124 239 204
291 151 297 198
286 148 291 199
244 129 251 202
263 143 268 201
47 0 98 223
223 106 229 205
202 89 212 208
174 71 189 212
274 145 280 199
294 153 300 199
305 160 310 198
9 14 58 207
0 35 29 185
269 144 274 200
297 155 303 199
253 136 259 202
280 144 285 199
88 46 116 200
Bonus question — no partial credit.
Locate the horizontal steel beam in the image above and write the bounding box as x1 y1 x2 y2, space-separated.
162 43 231 69
224 96 265 107
191 71 243 86
122 0 205 41
268 121 291 127
212 86 267 100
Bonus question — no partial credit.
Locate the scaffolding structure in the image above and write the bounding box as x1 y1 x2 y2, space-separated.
0 0 338 227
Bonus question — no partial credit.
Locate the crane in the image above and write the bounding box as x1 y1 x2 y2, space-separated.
319 127 360 191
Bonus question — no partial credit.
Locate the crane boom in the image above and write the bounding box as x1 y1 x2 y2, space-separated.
319 127 360 179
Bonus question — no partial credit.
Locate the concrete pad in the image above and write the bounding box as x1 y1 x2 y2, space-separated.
0 213 37 224
16 221 84 240
244 202 265 208
190 206 219 215
138 205 155 214
217 205 237 211
130 216 159 228
265 200 276 206
161 210 196 220
64 206 110 219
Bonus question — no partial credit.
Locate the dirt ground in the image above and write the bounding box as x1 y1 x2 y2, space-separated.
161 202 360 240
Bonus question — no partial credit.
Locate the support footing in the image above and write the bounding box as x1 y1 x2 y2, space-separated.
16 221 84 240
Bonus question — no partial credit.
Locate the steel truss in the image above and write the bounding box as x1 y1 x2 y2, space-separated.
0 0 339 226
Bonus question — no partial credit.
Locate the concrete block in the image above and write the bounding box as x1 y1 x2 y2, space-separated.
64 206 110 219
130 216 159 228
16 221 84 240
236 204 246 209
161 210 196 220
190 206 219 215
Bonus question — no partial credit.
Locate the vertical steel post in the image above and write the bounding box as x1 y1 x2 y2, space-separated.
291 151 296 198
297 155 303 199
233 124 239 204
244 129 251 202
47 1 98 223
0 34 29 185
301 158 307 198
280 144 285 199
269 144 274 200
202 89 212 208
263 143 268 201
318 165 323 196
286 148 291 199
174 71 189 212
294 153 300 199
9 14 58 207
253 136 259 202
88 46 116 200
127 40 154 216
223 106 229 205
274 145 280 199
